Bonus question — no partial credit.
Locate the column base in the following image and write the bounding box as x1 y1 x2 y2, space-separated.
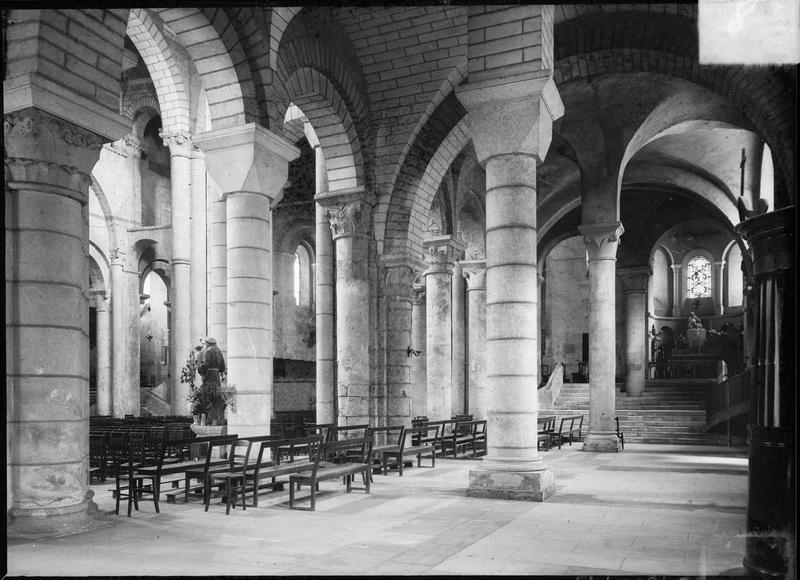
466 466 555 502
7 497 110 540
582 432 622 452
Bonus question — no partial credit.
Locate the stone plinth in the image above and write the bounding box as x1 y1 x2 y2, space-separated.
687 328 707 348
466 466 555 502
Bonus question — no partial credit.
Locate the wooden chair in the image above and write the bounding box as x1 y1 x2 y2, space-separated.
183 435 238 504
89 433 108 483
205 439 252 515
113 439 161 517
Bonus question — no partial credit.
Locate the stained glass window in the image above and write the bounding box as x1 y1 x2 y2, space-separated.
686 255 712 298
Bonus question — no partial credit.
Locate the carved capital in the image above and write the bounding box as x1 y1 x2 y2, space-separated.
5 109 105 198
579 222 624 262
160 130 193 157
325 200 372 240
618 266 652 293
460 259 487 291
317 188 372 240
423 234 466 275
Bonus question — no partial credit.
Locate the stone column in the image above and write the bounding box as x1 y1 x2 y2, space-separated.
313 144 336 424
383 259 422 427
95 294 112 416
207 192 227 352
109 251 140 417
113 134 143 225
736 207 795 579
5 108 111 536
410 281 427 417
457 65 563 500
537 272 546 383
451 260 467 415
580 222 625 452
163 131 193 414
190 148 207 347
619 266 651 397
671 263 683 316
316 189 372 427
423 235 464 420
714 260 726 315
195 124 299 437
462 260 487 420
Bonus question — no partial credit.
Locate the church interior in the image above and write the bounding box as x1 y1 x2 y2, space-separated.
4 4 795 577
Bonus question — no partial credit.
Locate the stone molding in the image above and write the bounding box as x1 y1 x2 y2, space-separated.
461 259 487 290
618 266 652 293
4 158 92 205
4 72 130 142
108 134 144 158
380 253 427 276
5 108 105 150
579 222 624 262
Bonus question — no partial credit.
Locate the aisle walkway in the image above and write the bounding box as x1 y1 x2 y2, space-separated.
7 444 748 576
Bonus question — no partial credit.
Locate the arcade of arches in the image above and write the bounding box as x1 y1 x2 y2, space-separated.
4 6 795 577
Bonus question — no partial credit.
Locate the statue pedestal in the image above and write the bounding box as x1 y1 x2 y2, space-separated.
686 328 706 349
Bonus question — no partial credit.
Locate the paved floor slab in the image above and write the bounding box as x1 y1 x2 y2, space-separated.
6 443 749 576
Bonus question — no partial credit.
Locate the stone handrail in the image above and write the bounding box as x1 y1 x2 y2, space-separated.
539 362 564 406
705 368 751 431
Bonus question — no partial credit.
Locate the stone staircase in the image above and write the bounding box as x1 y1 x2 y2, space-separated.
540 379 719 445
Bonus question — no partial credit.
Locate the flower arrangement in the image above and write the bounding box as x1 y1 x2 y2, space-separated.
180 349 236 425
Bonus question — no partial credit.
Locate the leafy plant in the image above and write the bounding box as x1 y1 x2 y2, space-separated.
180 349 236 424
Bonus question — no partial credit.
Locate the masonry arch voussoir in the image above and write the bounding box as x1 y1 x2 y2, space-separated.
153 8 246 131
279 67 364 193
383 106 469 261
127 9 191 135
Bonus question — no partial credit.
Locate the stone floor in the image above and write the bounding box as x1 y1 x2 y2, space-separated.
7 443 749 576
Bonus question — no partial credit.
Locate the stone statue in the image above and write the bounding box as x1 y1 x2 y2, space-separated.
688 312 703 329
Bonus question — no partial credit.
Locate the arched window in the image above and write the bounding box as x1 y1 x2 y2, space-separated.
293 243 313 307
686 255 712 298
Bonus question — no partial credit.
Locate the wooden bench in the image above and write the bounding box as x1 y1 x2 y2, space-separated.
176 435 239 504
382 425 438 475
243 435 319 507
440 419 487 458
367 426 404 476
288 437 371 511
538 416 556 450
128 436 229 503
552 415 584 448
422 419 457 456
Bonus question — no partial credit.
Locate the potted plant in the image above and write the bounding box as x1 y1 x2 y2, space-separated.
180 349 236 427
